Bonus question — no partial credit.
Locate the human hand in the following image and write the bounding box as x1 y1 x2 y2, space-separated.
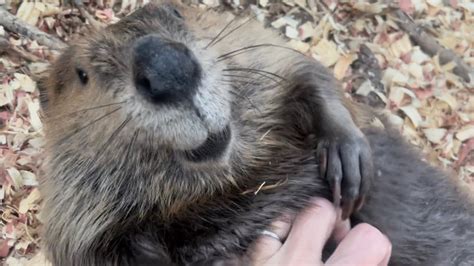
249 198 391 265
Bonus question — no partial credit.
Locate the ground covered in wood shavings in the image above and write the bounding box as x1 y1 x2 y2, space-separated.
0 0 473 265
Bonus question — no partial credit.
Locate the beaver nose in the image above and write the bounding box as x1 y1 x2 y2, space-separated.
132 35 201 104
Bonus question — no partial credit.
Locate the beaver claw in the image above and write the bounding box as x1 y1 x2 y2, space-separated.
317 135 373 220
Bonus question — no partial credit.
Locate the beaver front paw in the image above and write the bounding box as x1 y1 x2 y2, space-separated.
317 134 373 220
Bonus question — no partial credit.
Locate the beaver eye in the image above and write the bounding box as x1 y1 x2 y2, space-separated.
171 8 183 19
76 68 89 85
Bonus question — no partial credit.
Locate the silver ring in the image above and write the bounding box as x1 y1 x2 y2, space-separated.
260 230 282 243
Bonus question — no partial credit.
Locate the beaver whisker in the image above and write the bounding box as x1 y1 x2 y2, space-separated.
45 100 127 121
124 129 140 163
206 15 256 49
214 79 261 112
223 68 287 84
217 44 304 62
58 107 122 145
221 74 264 85
205 14 239 49
227 90 261 113
220 79 262 86
95 115 133 160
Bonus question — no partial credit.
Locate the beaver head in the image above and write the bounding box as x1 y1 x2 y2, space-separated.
39 2 256 218
43 2 232 148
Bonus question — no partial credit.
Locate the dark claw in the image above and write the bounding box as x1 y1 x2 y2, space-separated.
326 143 342 206
340 142 361 220
341 199 355 220
318 147 327 178
317 135 373 220
354 196 366 213
318 142 342 207
359 147 374 196
331 180 341 208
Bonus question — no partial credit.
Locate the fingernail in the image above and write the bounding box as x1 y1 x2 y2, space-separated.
310 197 332 208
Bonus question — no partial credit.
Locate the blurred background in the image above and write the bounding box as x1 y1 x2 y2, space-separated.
0 0 473 264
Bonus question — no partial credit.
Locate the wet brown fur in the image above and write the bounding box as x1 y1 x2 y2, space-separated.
39 2 474 265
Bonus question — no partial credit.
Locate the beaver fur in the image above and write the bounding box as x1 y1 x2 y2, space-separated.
38 2 474 265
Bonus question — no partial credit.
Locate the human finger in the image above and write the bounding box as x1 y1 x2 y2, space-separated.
326 223 392 266
280 198 337 263
250 214 293 263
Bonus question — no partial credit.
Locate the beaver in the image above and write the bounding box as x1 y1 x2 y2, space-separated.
38 1 474 265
